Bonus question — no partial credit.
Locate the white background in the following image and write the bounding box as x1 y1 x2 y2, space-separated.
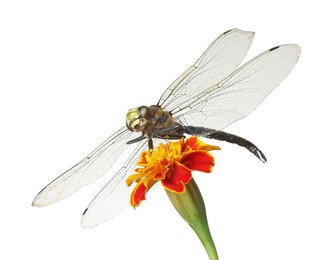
1 1 332 259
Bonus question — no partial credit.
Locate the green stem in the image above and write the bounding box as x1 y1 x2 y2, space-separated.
191 219 218 260
165 178 218 260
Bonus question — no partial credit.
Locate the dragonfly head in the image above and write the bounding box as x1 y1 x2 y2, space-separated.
126 106 152 132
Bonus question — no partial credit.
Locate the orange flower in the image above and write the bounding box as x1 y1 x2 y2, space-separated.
126 136 220 207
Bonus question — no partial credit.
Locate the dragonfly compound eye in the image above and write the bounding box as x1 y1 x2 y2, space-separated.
126 107 150 132
138 106 152 120
126 108 141 131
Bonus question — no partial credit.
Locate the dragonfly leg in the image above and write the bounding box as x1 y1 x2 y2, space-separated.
148 136 153 150
127 133 146 144
154 124 182 134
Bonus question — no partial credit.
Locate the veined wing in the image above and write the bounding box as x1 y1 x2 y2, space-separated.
172 45 301 130
157 28 254 111
81 139 147 228
32 126 141 207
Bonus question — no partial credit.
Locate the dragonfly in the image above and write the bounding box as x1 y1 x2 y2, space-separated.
32 28 301 228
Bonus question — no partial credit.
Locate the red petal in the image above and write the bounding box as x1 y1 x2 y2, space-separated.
181 151 215 173
185 136 220 151
130 181 148 207
161 161 192 193
185 136 200 150
153 162 170 180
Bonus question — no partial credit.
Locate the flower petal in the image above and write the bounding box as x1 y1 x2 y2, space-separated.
130 181 147 207
161 161 192 193
185 136 221 151
126 171 146 186
136 151 150 165
129 172 158 207
153 159 173 180
181 151 215 173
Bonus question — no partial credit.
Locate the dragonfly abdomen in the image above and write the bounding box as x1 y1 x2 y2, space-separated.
180 125 267 163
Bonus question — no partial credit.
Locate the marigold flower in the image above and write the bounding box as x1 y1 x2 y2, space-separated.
126 136 221 259
126 136 220 207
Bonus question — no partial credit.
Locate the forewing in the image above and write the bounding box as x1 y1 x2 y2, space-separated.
172 45 301 130
157 28 254 110
81 140 147 228
32 127 141 207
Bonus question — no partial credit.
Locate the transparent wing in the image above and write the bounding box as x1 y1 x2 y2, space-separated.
81 140 147 228
172 45 301 130
32 126 141 207
158 28 254 111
